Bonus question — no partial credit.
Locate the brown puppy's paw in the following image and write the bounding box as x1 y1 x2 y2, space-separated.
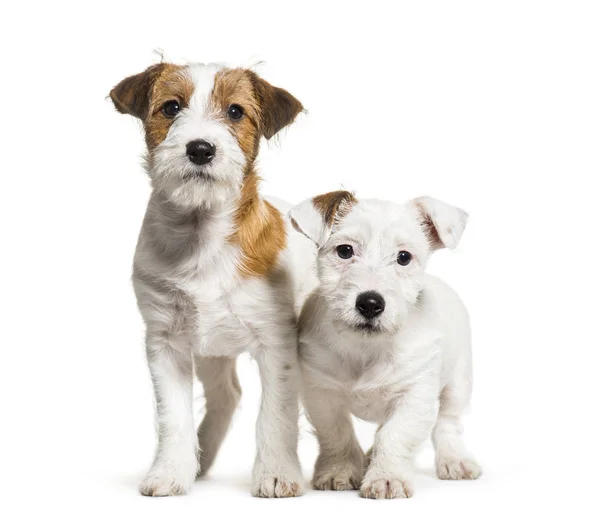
139 473 190 497
252 475 303 498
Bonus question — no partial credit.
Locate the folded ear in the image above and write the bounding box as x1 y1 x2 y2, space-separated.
288 191 357 246
412 197 469 250
109 63 166 120
248 72 304 139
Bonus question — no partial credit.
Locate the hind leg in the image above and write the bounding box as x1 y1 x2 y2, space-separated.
303 382 365 491
432 361 481 480
194 356 241 477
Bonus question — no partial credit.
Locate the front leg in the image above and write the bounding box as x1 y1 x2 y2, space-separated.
139 330 198 496
360 380 438 499
252 340 303 498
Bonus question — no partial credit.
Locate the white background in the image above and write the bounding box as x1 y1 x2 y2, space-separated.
1 1 599 520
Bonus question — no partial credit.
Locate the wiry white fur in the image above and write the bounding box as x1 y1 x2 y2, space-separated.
133 64 306 497
290 196 482 499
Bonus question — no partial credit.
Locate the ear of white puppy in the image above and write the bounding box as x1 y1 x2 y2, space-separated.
289 190 357 247
413 197 469 250
288 199 329 245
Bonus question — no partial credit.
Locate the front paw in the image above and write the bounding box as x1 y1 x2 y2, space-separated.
252 457 303 498
313 460 364 491
139 472 191 497
252 474 303 498
360 472 414 499
139 461 197 497
436 456 482 480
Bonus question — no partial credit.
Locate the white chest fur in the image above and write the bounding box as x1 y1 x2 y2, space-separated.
299 293 448 425
133 196 298 358
178 227 295 358
183 243 257 357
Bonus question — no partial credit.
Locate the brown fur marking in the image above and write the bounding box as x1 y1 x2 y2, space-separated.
414 202 444 249
230 170 287 277
144 65 194 150
210 68 301 278
313 190 358 226
415 202 444 250
110 64 193 150
247 71 304 139
212 69 263 161
110 63 168 119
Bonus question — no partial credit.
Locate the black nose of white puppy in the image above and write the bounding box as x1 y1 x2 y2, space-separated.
186 140 216 165
356 291 385 319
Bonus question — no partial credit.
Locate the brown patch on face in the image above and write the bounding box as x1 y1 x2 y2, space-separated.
210 68 304 162
229 171 287 278
211 68 302 278
144 65 194 150
313 190 357 226
110 63 194 150
212 68 304 140
211 68 263 163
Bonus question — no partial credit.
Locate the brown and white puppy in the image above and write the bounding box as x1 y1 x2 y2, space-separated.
110 62 308 497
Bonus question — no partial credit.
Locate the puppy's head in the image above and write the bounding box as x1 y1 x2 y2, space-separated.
290 192 468 335
110 63 303 207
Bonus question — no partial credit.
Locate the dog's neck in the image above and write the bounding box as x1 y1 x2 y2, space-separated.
146 162 285 278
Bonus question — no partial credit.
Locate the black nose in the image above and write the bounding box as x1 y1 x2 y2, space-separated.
186 140 216 165
356 291 385 319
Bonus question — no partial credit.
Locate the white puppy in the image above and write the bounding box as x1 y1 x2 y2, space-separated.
289 191 482 499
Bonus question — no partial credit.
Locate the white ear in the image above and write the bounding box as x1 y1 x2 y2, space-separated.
413 196 469 250
288 199 330 246
288 190 357 247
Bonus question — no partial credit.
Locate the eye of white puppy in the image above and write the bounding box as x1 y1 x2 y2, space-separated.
336 244 354 259
397 250 412 266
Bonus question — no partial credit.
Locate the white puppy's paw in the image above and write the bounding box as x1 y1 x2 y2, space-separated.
139 462 196 497
312 453 364 491
312 461 364 491
252 474 303 498
436 456 482 480
360 474 414 499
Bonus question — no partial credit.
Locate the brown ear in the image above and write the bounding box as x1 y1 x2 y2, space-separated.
249 72 303 139
289 191 357 246
109 64 166 120
312 191 357 227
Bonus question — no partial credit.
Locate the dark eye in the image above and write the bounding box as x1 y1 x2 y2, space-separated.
227 104 244 120
336 245 354 259
397 251 412 266
162 100 180 117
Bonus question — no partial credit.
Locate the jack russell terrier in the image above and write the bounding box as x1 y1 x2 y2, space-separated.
289 191 482 499
110 61 310 498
